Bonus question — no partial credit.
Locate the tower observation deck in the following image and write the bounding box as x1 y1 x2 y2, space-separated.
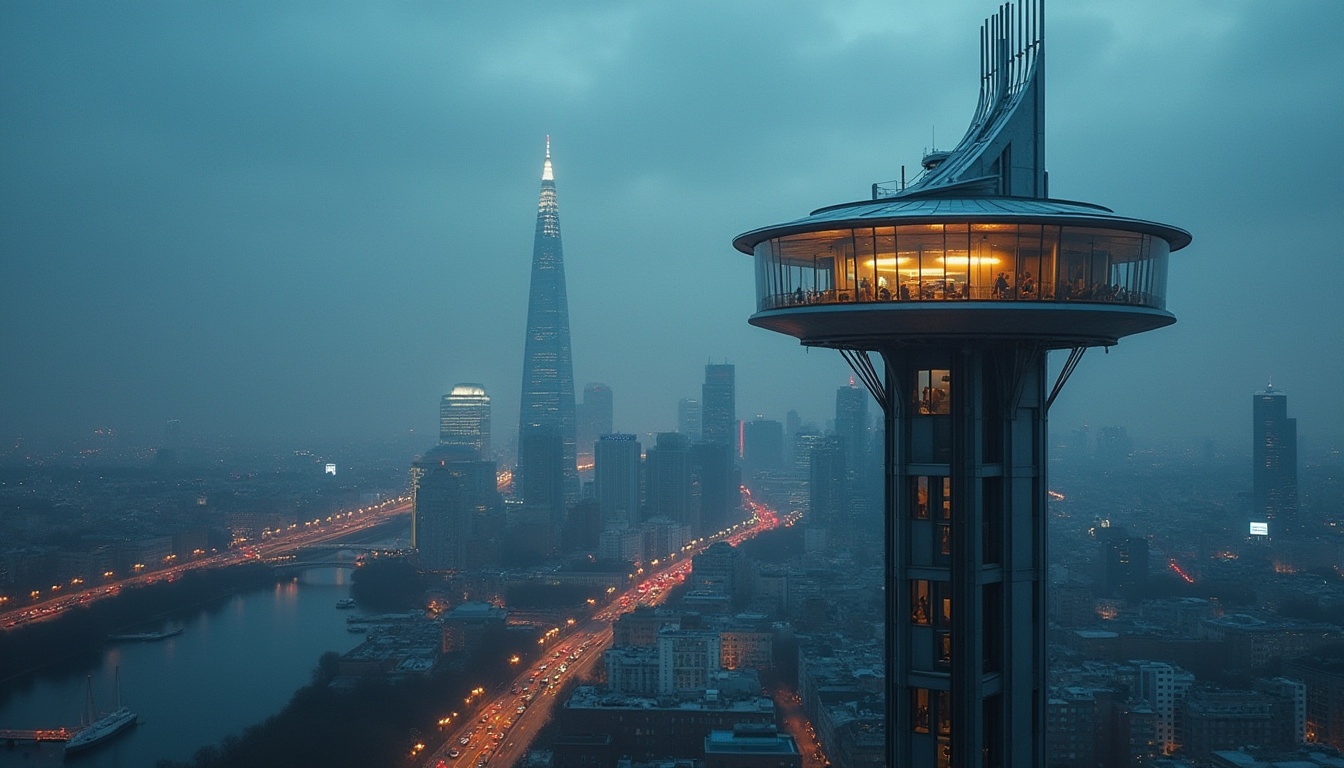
732 2 1190 766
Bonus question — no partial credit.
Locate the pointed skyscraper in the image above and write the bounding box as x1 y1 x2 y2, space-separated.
518 137 578 517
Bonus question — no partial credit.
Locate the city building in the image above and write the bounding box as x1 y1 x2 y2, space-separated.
719 621 774 672
559 685 775 763
704 724 801 768
439 383 491 458
441 600 508 653
1179 689 1297 762
691 541 744 605
411 445 501 571
605 645 660 695
741 418 784 481
678 398 703 441
1257 677 1308 746
518 137 578 506
578 382 613 466
657 626 723 695
595 434 641 527
1101 536 1150 598
560 498 602 552
1284 653 1344 749
808 436 847 548
834 381 871 471
729 2 1190 763
1137 661 1196 754
691 440 738 535
702 363 736 452
1046 688 1098 768
645 432 692 526
614 606 680 647
518 424 565 540
1253 384 1298 534
598 526 643 564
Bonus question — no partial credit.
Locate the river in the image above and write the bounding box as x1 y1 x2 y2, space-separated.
0 556 375 767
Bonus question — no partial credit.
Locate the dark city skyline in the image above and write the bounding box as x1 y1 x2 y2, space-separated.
2 2 1341 452
3 5 1344 768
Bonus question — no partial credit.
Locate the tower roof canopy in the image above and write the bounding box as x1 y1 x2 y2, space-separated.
734 196 1190 255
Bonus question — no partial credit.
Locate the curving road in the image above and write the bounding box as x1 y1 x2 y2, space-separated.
420 493 783 767
0 497 411 632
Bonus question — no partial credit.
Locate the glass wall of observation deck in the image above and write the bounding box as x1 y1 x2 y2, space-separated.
753 223 1169 312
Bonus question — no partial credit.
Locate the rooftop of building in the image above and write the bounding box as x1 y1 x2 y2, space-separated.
566 685 775 714
446 384 488 398
703 724 799 755
444 601 508 621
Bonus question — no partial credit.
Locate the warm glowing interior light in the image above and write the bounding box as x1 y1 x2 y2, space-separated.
936 256 1001 265
862 257 911 268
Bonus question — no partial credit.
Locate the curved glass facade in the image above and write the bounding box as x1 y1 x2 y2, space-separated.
753 222 1169 313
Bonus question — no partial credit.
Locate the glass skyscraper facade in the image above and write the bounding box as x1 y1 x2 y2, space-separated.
700 363 736 452
440 383 491 458
518 139 578 506
1252 384 1297 532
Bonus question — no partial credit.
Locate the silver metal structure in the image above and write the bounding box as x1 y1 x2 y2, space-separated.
732 2 1190 765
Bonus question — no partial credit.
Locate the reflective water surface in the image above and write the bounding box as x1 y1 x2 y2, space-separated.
0 562 366 767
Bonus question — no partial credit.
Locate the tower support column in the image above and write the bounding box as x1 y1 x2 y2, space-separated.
879 341 1048 768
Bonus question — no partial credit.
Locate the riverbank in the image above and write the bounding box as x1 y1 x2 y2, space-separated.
0 564 278 687
0 567 368 768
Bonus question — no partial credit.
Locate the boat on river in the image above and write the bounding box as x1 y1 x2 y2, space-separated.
65 669 137 754
107 627 183 642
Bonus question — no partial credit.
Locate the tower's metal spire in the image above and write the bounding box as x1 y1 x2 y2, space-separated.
878 0 1047 200
542 135 554 181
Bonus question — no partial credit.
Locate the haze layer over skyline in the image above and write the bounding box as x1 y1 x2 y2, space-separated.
2 0 1341 451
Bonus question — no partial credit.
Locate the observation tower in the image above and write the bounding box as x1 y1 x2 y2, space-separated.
731 2 1190 765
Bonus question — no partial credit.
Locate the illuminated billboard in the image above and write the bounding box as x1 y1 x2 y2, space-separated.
1249 521 1269 536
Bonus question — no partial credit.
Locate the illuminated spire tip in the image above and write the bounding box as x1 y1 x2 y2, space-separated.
542 135 554 181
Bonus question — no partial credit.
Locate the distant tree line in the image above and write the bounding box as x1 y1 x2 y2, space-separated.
504 581 603 609
349 557 425 610
734 522 804 564
0 564 277 684
155 625 539 768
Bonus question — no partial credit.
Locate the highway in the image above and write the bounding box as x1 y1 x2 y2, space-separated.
0 497 412 632
419 492 783 767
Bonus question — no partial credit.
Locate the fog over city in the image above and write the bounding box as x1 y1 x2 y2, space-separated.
3 0 1341 453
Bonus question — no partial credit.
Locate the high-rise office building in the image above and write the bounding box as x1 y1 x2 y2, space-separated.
677 398 702 442
1101 536 1150 598
440 383 491 458
834 381 870 469
577 382 613 467
742 418 785 480
518 138 578 504
519 424 565 530
808 436 847 531
412 445 500 571
701 363 736 451
731 3 1189 763
595 434 641 527
1253 384 1297 533
691 440 737 535
645 432 692 527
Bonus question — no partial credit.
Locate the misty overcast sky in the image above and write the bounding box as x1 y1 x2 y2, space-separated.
2 0 1341 455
